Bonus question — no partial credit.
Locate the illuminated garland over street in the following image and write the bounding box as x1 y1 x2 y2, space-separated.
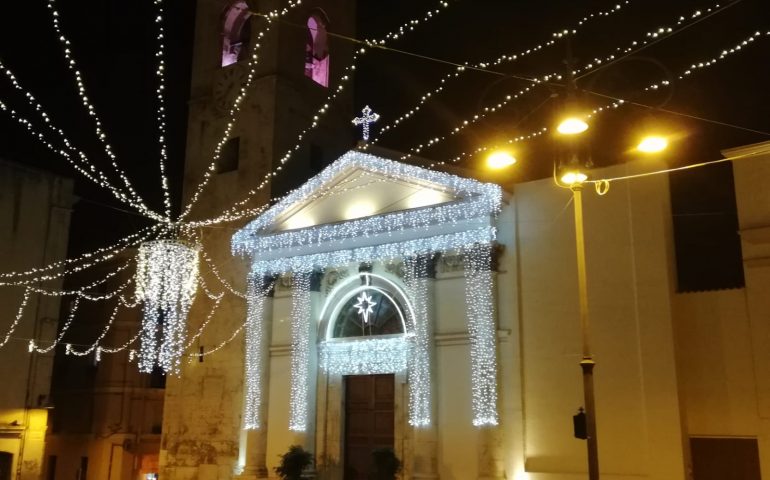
135 240 200 374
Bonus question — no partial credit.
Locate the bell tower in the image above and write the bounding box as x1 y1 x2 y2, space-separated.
182 0 356 220
160 1 355 478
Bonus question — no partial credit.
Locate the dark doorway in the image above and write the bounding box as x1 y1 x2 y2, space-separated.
344 374 395 480
691 437 761 480
0 452 12 480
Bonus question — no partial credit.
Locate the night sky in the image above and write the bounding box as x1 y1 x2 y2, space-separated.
1 0 769 283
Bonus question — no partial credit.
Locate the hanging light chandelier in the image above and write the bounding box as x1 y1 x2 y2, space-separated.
135 239 199 374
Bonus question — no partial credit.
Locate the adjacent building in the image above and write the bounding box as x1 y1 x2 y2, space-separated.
0 160 74 480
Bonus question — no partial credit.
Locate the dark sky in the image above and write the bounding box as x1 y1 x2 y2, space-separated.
1 0 769 258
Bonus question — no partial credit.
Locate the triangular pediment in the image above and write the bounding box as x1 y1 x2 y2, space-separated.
232 150 501 257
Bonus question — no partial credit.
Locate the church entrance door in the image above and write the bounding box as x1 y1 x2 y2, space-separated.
343 374 395 480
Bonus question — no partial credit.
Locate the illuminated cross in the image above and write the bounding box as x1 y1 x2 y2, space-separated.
353 291 377 324
352 105 380 141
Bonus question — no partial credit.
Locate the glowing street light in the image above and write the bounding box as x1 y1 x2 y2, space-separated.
637 135 668 154
557 117 589 135
486 150 517 169
561 170 588 186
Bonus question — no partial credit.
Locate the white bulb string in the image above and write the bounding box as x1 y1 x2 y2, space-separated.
6 261 130 292
0 60 150 215
0 288 33 348
198 272 226 301
384 0 741 165
646 29 770 91
288 271 312 432
183 295 223 350
153 0 173 218
443 24 769 167
31 297 80 354
0 223 162 282
101 330 142 354
66 300 123 356
181 0 457 226
367 2 631 145
200 250 246 299
0 98 164 221
44 0 161 220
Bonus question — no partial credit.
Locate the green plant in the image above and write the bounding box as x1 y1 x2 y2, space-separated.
274 445 313 480
370 447 401 480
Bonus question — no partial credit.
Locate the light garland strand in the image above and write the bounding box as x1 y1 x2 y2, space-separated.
183 295 223 350
0 224 161 282
136 240 199 374
463 244 498 426
368 2 630 146
66 300 123 356
288 272 312 432
153 0 173 218
404 256 433 427
319 336 409 376
32 297 81 354
45 0 163 221
0 288 33 348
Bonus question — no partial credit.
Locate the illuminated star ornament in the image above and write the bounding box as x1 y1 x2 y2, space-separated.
352 105 380 141
354 291 378 324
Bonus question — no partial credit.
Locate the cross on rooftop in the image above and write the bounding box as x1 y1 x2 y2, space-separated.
352 105 380 142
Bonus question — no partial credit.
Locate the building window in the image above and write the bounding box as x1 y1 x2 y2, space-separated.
218 137 240 174
305 13 330 87
221 1 252 67
331 289 405 339
670 161 744 291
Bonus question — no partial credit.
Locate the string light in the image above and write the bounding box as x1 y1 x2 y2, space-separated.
368 2 631 145
0 288 32 348
45 0 163 221
183 295 223 350
319 336 409 376
153 0 173 218
67 300 131 356
232 150 501 259
288 272 312 432
404 256 432 427
32 298 81 354
135 240 200 374
463 244 499 426
243 275 269 430
0 224 162 283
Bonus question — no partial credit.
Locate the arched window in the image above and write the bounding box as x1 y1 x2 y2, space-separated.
305 13 330 87
221 1 252 67
331 289 405 339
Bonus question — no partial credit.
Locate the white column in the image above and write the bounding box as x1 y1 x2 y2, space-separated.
239 274 274 479
288 271 313 433
406 254 439 479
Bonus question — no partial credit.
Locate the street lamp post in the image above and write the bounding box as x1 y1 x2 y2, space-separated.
570 180 600 480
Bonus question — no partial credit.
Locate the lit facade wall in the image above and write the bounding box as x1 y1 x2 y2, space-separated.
0 160 74 480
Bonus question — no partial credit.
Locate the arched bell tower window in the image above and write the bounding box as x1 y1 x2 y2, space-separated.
305 12 330 87
221 1 252 67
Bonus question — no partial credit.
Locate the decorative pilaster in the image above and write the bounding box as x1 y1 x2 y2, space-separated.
463 244 499 426
288 270 318 434
240 274 275 479
406 253 439 479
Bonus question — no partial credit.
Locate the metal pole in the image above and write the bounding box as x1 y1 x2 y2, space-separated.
572 184 600 480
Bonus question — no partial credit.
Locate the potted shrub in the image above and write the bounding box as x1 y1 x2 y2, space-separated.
275 445 313 480
370 447 401 480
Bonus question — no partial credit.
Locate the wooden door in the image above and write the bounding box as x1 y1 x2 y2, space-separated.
691 437 761 480
344 374 395 480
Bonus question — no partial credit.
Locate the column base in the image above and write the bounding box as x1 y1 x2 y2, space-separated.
235 466 269 480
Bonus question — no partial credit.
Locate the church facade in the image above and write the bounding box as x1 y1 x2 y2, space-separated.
157 1 770 479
